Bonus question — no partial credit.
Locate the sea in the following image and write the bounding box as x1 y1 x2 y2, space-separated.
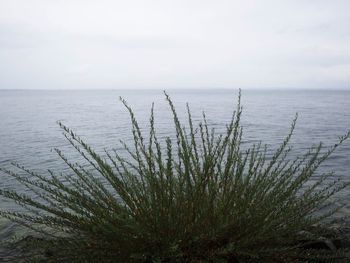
0 89 350 250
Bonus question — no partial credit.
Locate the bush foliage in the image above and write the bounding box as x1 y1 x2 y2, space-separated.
0 91 349 262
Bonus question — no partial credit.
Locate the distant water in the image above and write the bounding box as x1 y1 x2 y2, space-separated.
0 89 350 245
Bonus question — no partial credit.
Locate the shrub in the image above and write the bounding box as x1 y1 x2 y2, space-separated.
0 90 349 262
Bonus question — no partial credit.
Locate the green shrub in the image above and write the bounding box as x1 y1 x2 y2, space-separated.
0 90 349 262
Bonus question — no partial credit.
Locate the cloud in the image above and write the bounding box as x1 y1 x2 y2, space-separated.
0 0 349 89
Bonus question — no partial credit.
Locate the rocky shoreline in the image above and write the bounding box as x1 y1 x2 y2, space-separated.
1 226 350 263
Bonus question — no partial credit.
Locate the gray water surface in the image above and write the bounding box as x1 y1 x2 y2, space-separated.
1 89 350 244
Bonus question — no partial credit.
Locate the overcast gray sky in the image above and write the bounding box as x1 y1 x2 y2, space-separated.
0 0 350 89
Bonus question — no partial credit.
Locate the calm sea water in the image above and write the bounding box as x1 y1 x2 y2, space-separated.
0 89 350 246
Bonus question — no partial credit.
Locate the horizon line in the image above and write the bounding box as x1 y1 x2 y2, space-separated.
1 87 350 91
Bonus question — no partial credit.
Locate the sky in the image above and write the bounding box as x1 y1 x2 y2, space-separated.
0 0 350 90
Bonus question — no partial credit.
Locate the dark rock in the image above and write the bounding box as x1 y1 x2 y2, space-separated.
44 249 54 257
298 237 341 251
227 254 239 263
